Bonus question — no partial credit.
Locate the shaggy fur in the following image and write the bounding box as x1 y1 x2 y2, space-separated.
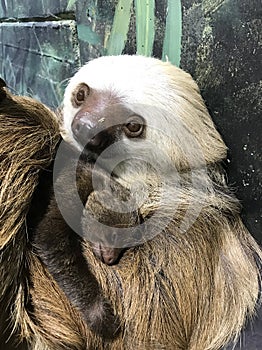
0 55 262 350
32 160 140 339
0 81 60 348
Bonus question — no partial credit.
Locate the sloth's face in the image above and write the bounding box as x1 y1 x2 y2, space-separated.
69 83 146 163
61 55 176 172
62 55 226 180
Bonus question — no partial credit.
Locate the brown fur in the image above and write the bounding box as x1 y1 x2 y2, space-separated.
0 56 262 350
0 83 60 348
31 159 141 340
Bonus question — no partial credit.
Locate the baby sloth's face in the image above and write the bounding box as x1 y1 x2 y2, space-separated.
80 178 141 265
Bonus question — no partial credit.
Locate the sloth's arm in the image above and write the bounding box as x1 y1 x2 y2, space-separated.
32 197 120 340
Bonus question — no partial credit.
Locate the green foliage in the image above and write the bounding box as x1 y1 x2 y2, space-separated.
106 0 133 56
66 0 77 11
134 0 155 56
69 0 182 65
162 0 182 66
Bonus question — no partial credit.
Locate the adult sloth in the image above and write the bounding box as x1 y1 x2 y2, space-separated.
0 55 261 350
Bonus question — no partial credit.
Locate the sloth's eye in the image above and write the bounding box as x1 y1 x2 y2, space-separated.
126 122 141 133
123 116 144 138
74 84 90 106
76 89 85 101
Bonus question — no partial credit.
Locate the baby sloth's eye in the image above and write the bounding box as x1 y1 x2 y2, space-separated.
74 83 90 106
123 115 145 138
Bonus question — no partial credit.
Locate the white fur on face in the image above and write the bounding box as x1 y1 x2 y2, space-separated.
62 55 226 167
62 55 169 148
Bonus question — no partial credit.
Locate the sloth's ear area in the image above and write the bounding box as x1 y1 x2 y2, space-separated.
0 78 7 101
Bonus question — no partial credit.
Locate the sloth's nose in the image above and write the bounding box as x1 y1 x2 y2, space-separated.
72 116 107 151
91 243 123 265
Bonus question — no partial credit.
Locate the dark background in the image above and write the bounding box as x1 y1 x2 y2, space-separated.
180 0 261 246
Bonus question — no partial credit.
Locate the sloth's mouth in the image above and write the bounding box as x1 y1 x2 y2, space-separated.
81 142 110 162
80 147 121 179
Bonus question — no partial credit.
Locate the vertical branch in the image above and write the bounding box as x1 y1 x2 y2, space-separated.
135 0 155 56
162 0 182 66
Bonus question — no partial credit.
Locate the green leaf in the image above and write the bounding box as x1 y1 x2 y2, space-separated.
66 0 77 12
135 0 155 56
106 0 133 56
162 0 182 66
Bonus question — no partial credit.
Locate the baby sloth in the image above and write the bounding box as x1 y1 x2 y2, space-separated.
33 158 141 339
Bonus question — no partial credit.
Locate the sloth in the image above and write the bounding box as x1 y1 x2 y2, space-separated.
0 79 137 346
32 158 141 339
0 79 60 349
59 55 262 349
0 56 261 350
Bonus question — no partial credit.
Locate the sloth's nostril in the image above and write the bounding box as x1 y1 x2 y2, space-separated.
71 116 111 153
